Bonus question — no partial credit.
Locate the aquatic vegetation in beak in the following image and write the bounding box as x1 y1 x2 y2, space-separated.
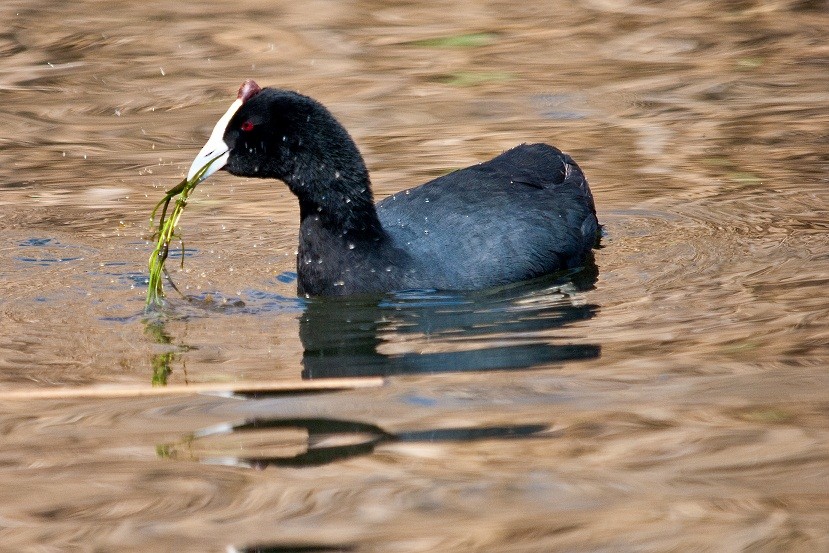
145 155 220 310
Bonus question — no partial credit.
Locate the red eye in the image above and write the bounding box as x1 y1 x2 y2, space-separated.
241 121 255 132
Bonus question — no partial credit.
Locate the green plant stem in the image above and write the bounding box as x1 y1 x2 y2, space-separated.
145 156 219 310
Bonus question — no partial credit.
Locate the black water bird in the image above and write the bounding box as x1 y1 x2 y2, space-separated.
187 79 599 297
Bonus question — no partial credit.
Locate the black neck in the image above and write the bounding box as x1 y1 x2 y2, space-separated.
272 97 383 238
287 162 383 238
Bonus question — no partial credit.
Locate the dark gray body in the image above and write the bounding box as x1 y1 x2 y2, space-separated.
296 143 598 295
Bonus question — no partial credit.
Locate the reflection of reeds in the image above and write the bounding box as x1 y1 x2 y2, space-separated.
144 319 177 386
161 417 549 468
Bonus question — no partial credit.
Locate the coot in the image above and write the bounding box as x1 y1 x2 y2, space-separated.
186 80 599 297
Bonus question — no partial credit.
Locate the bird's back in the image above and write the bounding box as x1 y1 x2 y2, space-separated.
376 143 598 290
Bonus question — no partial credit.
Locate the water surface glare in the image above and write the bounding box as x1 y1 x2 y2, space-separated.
0 0 827 551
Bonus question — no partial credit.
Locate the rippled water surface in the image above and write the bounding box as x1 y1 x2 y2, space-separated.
1 0 828 550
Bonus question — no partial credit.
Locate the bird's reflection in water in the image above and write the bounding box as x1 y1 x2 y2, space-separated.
299 264 600 379
142 264 599 383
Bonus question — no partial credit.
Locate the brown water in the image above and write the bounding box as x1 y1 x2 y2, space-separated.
1 0 828 550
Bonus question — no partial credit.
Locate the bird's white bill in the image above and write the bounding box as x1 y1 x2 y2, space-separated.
186 98 243 182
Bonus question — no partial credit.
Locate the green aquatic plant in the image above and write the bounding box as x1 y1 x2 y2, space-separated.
146 155 219 309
